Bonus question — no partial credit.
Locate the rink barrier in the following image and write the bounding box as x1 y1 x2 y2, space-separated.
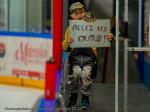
23 78 44 89
0 31 52 38
0 76 44 90
0 75 44 89
0 32 52 90
0 75 22 86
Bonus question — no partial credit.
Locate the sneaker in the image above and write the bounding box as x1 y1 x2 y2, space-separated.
67 92 78 107
81 94 89 110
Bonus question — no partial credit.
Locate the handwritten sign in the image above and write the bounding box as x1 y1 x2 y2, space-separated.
69 19 110 48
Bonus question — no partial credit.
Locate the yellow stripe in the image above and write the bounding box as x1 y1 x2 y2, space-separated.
23 78 44 90
0 75 22 86
0 75 44 90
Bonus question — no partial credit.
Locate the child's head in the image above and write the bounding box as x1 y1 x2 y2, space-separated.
69 2 86 20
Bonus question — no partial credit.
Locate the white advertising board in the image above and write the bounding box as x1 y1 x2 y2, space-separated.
0 36 52 79
70 19 111 48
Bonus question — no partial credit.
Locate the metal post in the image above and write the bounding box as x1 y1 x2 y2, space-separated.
124 0 128 22
148 13 150 45
138 0 142 47
124 0 128 110
124 0 128 37
115 0 119 112
53 0 63 69
124 39 128 112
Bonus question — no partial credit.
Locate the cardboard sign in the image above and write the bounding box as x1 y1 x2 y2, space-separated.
70 19 111 48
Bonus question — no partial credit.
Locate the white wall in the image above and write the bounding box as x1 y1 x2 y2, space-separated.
90 0 114 19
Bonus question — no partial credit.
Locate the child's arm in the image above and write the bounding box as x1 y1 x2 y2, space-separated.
62 27 74 51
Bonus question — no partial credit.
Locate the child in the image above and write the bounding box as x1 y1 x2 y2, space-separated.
63 2 113 109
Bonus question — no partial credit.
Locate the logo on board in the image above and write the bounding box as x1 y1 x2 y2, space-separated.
0 42 5 58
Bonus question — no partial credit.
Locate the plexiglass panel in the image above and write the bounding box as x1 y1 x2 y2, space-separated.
62 0 150 111
62 0 115 111
0 0 51 33
9 0 26 32
119 0 150 112
0 0 8 31
27 0 42 33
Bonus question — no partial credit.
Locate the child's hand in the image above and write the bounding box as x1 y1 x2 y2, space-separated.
105 33 114 41
67 37 74 43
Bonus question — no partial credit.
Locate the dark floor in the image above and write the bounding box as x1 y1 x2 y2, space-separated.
74 83 150 112
59 53 149 112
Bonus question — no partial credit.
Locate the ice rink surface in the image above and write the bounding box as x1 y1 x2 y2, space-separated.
0 85 43 112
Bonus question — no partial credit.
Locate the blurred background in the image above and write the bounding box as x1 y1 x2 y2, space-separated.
0 0 150 112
